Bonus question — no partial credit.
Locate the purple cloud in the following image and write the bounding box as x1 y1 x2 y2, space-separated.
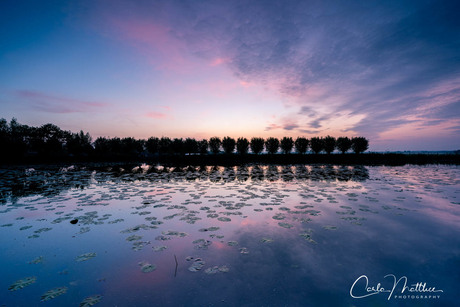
14 90 109 114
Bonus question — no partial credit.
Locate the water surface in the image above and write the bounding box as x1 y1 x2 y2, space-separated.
1 164 459 306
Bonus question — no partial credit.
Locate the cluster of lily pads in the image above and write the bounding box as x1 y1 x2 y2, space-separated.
2 164 459 305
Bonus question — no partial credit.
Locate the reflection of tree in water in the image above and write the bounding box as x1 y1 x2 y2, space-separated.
0 167 93 204
209 166 223 183
250 165 265 181
0 164 369 203
295 165 309 180
266 165 281 181
280 166 295 181
223 166 236 182
236 166 249 182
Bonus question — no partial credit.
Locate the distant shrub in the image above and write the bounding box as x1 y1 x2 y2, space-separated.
323 136 336 154
265 137 280 154
294 137 309 154
209 137 221 154
222 137 236 154
250 137 265 154
236 137 250 155
280 137 294 154
310 137 324 154
352 137 369 154
336 137 352 154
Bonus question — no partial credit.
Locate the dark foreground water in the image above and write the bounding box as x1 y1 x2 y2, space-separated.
0 164 459 306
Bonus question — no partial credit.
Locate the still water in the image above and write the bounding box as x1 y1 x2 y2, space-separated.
1 164 459 306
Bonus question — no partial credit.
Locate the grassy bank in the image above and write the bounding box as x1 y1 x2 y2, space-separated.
2 153 459 167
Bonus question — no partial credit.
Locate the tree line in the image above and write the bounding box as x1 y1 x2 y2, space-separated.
0 118 369 161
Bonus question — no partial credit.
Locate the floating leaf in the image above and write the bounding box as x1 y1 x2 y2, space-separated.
278 222 294 229
138 261 156 273
198 226 220 232
8 276 37 291
239 247 249 254
188 258 205 272
75 253 96 262
29 256 44 264
227 241 238 246
152 245 168 252
40 287 68 301
126 235 142 242
79 294 103 307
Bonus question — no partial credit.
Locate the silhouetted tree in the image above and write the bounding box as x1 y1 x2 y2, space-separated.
310 137 324 154
236 137 249 155
209 137 221 154
323 136 336 154
172 138 184 155
159 137 172 155
280 137 294 154
198 139 208 154
121 137 143 156
250 137 265 154
9 118 29 157
222 136 236 154
0 119 9 158
94 137 110 155
184 138 198 155
336 137 352 154
0 117 373 163
67 130 93 156
146 137 160 155
352 137 369 154
294 137 309 154
265 137 279 154
108 137 122 155
36 124 67 155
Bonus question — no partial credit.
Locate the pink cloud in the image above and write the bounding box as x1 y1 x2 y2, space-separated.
14 90 109 113
210 57 229 66
265 123 283 131
107 17 195 72
145 111 168 119
159 105 171 111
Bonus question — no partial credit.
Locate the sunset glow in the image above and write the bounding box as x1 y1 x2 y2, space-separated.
1 0 459 150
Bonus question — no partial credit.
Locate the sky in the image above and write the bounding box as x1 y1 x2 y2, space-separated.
1 0 459 151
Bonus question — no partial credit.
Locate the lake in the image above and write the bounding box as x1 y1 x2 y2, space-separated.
1 164 459 306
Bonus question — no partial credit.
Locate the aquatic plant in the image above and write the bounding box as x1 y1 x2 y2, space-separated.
8 277 37 291
40 287 68 301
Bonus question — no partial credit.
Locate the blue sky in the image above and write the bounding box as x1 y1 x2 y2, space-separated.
1 0 459 150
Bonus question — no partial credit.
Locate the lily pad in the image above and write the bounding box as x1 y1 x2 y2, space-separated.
188 258 205 272
79 294 103 307
40 287 68 301
239 247 249 254
198 226 220 232
8 276 37 291
138 261 156 273
227 241 238 246
152 245 168 252
29 256 44 264
75 252 97 262
278 222 294 229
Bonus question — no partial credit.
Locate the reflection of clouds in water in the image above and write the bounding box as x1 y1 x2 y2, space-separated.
0 164 370 203
0 165 459 306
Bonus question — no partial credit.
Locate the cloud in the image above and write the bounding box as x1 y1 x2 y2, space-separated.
14 90 109 113
283 124 298 131
145 112 168 119
264 123 282 131
91 0 460 146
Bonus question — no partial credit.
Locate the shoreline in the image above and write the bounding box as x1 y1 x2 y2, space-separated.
1 153 459 167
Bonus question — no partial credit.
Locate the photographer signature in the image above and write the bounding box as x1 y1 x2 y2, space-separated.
350 274 443 300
